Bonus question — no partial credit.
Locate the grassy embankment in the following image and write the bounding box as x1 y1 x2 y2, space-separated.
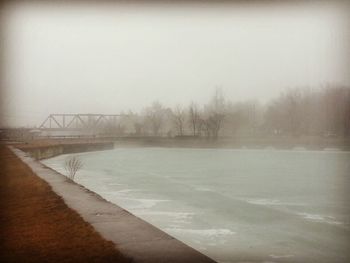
0 145 131 263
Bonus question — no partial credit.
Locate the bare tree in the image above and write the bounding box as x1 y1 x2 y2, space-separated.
261 86 350 137
284 89 302 136
144 101 166 136
199 118 211 138
188 102 201 136
172 105 186 136
204 87 226 139
127 111 144 135
322 86 350 137
65 156 83 181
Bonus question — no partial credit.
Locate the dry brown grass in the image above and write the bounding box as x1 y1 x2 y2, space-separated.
0 146 132 263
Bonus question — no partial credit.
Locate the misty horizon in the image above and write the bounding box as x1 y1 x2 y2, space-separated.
1 1 349 127
2 84 350 132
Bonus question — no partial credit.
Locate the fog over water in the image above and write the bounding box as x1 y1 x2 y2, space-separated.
1 1 349 127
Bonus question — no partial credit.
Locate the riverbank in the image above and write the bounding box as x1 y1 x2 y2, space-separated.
11 135 350 152
1 142 217 263
16 140 114 160
112 136 350 151
0 145 131 263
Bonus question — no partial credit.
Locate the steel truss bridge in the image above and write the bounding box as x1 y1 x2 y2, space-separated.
39 114 127 131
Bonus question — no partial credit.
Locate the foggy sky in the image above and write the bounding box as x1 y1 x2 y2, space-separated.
1 1 349 127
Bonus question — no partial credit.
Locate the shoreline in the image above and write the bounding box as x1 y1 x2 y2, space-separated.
0 145 131 263
9 135 350 153
6 143 217 263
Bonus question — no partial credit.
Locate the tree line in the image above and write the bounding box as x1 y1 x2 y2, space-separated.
102 85 350 139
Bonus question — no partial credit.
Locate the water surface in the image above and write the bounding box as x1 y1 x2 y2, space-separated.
43 147 350 263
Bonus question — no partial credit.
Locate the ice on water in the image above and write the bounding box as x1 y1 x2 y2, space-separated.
43 147 350 263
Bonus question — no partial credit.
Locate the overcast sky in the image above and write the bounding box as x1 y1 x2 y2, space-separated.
1 1 349 127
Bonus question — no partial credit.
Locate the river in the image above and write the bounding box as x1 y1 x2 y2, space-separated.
43 147 350 263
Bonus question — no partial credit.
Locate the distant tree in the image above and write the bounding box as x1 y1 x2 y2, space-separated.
322 85 350 137
188 102 201 136
284 89 302 136
262 85 350 138
127 111 144 135
264 99 284 134
225 101 260 136
172 105 186 136
204 87 226 139
199 118 211 138
264 89 302 136
144 101 167 136
133 121 144 135
65 156 83 181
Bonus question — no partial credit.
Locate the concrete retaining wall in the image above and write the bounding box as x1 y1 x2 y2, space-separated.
21 142 114 160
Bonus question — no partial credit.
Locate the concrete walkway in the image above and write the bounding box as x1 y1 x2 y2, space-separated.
10 147 217 263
